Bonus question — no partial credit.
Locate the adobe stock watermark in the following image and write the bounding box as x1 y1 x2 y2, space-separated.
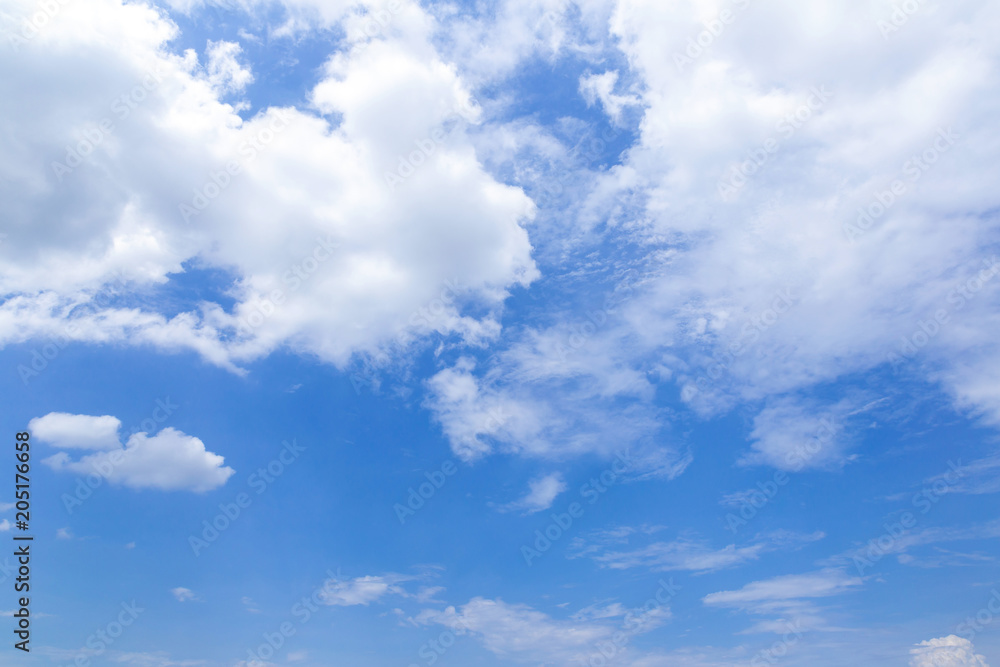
394 459 459 524
189 439 306 556
724 417 836 533
521 450 633 566
349 278 468 395
877 0 928 40
51 67 163 181
347 0 403 48
723 470 790 534
234 235 341 336
242 568 343 666
531 120 629 211
61 397 178 514
384 98 481 191
5 0 71 51
955 588 1000 643
17 270 130 385
179 109 292 223
581 578 681 667
393 403 508 523
852 460 964 575
887 256 999 373
718 86 832 200
749 620 806 667
55 601 144 667
0 558 15 586
683 288 797 400
844 127 959 243
408 616 473 667
551 275 639 363
673 0 754 72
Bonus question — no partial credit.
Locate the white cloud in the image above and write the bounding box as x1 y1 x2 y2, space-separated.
702 568 862 633
319 574 409 606
6 0 1000 482
589 0 1000 438
414 0 1000 475
171 587 197 602
413 586 445 604
571 601 628 622
929 453 1000 495
204 40 254 94
56 527 72 540
501 472 567 514
826 519 1000 569
704 569 862 608
36 412 234 493
572 529 824 574
910 635 990 667
111 650 206 667
742 397 850 470
424 347 691 477
415 597 615 664
0 0 537 375
28 413 122 450
579 70 639 124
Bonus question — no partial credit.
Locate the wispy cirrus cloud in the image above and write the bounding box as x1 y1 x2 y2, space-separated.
570 527 824 574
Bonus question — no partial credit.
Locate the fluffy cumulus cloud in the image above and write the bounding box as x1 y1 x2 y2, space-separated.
910 636 990 667
31 412 234 492
0 0 537 375
416 0 1000 471
3 0 1000 482
598 0 1000 424
27 412 122 450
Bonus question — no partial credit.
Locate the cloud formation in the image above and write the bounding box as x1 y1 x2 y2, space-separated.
0 0 537 375
32 412 234 492
910 635 990 667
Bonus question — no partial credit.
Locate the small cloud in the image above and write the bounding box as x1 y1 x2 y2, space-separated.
910 635 990 666
0 609 53 618
0 503 15 512
500 473 567 515
30 413 122 450
241 596 261 613
319 574 411 607
414 586 445 604
171 587 197 602
579 70 639 124
0 520 10 532
56 527 72 540
125 542 136 549
286 651 308 662
205 40 254 94
571 601 627 621
34 411 234 493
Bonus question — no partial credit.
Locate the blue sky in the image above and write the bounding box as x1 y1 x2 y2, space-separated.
2 0 1000 666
